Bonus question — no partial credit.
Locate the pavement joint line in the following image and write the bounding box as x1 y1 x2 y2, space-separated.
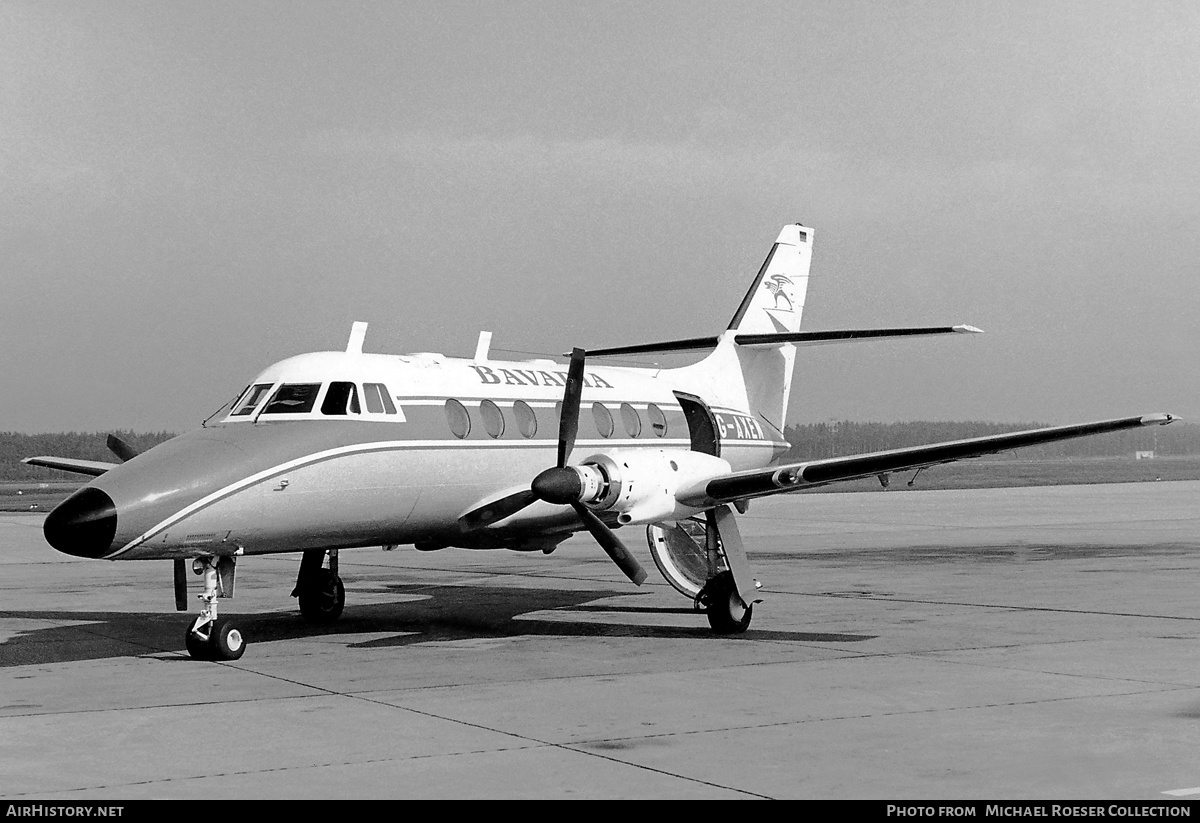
0 744 556 799
7 621 1190 706
356 682 1200 756
341 692 772 798
781 590 1200 621
9 645 1192 723
0 689 336 719
3 651 776 799
902 652 1200 690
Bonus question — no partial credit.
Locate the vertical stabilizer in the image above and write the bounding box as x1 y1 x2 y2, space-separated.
730 224 812 433
668 224 813 443
727 224 813 335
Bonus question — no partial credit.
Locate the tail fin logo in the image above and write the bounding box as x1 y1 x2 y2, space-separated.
763 275 795 312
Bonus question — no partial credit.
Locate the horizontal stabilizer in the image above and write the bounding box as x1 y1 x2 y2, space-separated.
734 325 983 348
585 325 982 358
697 413 1176 503
23 457 117 477
585 336 720 358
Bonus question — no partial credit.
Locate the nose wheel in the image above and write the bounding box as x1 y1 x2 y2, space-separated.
184 556 246 660
185 615 246 661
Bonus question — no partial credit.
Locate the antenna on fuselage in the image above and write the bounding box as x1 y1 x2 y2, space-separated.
346 321 368 354
474 330 492 362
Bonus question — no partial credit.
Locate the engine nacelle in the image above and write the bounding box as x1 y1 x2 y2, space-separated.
573 449 732 526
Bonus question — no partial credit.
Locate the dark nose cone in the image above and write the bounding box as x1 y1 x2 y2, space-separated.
44 488 118 558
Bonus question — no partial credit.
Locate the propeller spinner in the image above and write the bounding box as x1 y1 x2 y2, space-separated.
458 348 647 585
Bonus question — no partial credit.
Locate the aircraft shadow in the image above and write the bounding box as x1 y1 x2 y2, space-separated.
0 581 875 667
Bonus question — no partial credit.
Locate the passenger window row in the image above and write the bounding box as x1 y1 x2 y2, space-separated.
445 399 669 440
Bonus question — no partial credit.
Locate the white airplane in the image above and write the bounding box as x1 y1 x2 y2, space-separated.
27 224 1176 661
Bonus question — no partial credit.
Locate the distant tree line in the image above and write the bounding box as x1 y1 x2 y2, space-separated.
778 420 1200 462
4 422 1198 482
0 431 176 480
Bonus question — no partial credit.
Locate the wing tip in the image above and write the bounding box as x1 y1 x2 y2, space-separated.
1141 413 1178 426
21 456 114 477
952 324 985 334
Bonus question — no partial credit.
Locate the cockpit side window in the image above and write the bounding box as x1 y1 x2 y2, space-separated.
321 382 360 415
363 383 397 414
262 383 321 414
232 383 275 416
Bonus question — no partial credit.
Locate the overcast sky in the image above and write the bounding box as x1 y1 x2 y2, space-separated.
2 1 1197 433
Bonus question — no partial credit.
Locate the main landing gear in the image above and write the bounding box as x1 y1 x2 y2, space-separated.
646 504 762 635
696 571 753 634
184 555 246 661
292 549 345 623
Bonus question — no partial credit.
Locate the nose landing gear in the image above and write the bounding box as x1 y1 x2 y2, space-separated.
184 555 245 661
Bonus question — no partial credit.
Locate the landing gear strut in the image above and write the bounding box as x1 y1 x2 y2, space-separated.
184 555 245 661
650 505 760 634
292 549 345 623
649 508 762 635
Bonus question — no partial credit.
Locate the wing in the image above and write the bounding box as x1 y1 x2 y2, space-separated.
22 457 117 477
691 413 1176 504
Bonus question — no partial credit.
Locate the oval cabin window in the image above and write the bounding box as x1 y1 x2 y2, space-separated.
620 403 642 437
647 403 667 437
592 403 614 438
445 399 471 438
513 400 538 438
480 399 505 438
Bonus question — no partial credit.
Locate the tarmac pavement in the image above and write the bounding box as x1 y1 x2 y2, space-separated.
2 481 1199 799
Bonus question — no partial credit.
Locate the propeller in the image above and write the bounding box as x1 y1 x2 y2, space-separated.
106 433 139 463
459 348 647 585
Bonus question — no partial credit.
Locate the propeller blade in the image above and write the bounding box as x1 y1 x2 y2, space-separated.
572 503 647 585
557 348 586 467
106 434 139 463
458 489 539 532
461 348 594 536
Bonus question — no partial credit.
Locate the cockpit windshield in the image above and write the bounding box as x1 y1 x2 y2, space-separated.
224 380 400 421
231 383 275 416
261 383 321 414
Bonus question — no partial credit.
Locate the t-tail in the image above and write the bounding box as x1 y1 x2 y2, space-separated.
708 223 814 437
612 224 814 445
587 222 980 443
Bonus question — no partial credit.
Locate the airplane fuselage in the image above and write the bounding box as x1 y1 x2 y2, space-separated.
49 349 788 562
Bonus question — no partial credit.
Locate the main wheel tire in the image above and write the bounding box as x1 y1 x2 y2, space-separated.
701 571 753 635
209 616 246 661
298 569 345 623
184 617 213 660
